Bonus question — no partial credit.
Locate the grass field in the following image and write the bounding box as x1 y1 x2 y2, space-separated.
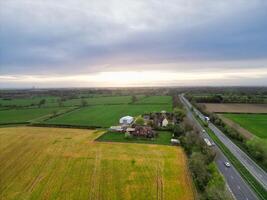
63 95 133 106
0 107 72 124
0 127 194 200
96 131 173 145
200 103 267 113
46 104 172 127
135 96 172 104
223 114 267 139
0 96 59 107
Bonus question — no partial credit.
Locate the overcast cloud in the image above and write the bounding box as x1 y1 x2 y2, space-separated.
0 0 267 87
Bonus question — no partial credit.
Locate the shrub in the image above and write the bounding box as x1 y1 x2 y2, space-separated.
189 152 211 191
135 116 145 125
173 124 185 137
125 132 133 139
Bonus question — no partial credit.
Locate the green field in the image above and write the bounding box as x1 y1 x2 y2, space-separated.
97 131 173 145
46 104 172 127
0 96 59 107
223 114 267 139
0 107 72 124
135 95 172 104
63 95 133 106
0 127 194 200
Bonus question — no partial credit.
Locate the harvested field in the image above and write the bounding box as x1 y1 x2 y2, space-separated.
0 127 194 200
200 103 267 113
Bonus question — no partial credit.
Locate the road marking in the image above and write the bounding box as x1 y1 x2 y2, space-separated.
237 185 240 190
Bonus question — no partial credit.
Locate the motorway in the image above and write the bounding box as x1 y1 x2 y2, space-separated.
180 94 267 190
179 94 259 200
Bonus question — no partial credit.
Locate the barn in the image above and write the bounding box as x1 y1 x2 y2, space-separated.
119 116 134 125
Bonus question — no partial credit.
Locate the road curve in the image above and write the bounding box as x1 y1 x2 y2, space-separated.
179 94 259 200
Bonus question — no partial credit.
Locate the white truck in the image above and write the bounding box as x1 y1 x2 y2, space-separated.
204 138 213 147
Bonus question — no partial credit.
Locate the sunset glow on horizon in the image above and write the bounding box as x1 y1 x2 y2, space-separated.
1 0 267 87
1 68 267 88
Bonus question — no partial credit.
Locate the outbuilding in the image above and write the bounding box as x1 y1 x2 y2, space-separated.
119 116 134 125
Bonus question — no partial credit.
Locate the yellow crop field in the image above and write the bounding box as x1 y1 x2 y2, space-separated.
0 127 195 200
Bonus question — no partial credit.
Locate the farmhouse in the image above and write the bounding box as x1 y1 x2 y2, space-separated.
119 116 134 125
142 112 174 127
162 118 169 127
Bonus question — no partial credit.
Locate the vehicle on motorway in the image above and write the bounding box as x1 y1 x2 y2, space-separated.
224 162 231 167
204 138 213 147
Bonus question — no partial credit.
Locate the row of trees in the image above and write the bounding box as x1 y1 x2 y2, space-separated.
187 94 266 104
170 96 232 199
179 122 231 200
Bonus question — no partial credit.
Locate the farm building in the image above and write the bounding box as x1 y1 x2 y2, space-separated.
142 112 174 127
109 126 124 132
119 116 134 125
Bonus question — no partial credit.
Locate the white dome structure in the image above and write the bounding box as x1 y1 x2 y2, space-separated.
119 116 134 125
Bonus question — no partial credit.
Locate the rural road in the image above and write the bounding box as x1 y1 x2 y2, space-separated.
179 94 259 200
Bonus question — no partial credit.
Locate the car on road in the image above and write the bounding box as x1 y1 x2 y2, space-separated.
202 129 205 133
204 116 210 122
224 162 231 167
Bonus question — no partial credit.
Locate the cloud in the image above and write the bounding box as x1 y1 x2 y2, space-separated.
0 0 267 86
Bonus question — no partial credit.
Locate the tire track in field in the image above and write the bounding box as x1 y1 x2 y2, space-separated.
0 140 45 195
139 146 164 199
89 147 102 200
23 141 63 194
28 144 66 199
0 132 28 153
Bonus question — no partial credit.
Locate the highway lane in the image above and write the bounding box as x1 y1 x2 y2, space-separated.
180 94 267 190
179 94 258 200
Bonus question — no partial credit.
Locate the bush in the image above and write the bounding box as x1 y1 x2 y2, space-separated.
135 116 145 125
173 124 185 137
204 163 231 200
125 132 133 139
189 152 211 191
173 107 186 122
246 138 267 167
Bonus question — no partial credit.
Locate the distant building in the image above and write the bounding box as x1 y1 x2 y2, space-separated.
126 127 135 133
109 126 124 132
162 118 169 127
171 139 180 145
119 116 134 125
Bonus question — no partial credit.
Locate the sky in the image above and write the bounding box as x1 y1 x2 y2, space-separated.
0 0 267 88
